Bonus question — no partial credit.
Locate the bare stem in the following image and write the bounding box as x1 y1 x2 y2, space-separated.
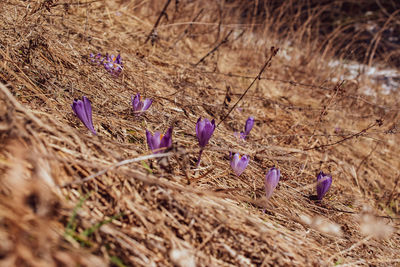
144 0 172 44
194 30 233 67
196 149 204 167
217 47 279 128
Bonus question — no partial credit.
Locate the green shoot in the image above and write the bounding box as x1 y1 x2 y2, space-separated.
110 255 127 267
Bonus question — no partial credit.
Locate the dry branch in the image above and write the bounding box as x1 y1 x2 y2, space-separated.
217 46 279 127
194 29 234 66
144 0 172 44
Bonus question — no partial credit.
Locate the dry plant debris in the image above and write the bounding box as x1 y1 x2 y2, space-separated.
0 0 400 266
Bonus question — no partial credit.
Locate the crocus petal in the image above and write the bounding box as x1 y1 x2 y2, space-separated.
116 54 122 65
146 130 154 151
132 93 152 116
82 97 94 128
98 54 104 64
71 96 96 135
104 62 112 70
230 153 249 176
195 117 203 141
132 96 138 110
132 94 140 110
151 132 162 152
317 171 332 200
202 121 214 142
196 118 215 147
71 100 80 118
195 117 215 166
100 53 123 76
90 53 103 64
71 100 86 126
244 116 254 136
142 98 153 111
265 167 280 199
147 131 161 152
146 128 173 154
230 153 241 169
160 127 173 150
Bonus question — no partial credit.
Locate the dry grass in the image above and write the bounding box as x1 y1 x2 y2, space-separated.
0 0 400 266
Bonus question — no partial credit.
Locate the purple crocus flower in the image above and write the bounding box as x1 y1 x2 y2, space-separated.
103 53 123 76
146 127 172 153
234 116 255 140
90 53 105 65
195 117 215 166
240 116 254 139
131 93 153 116
90 52 122 76
71 96 97 135
316 171 332 200
264 167 280 199
244 116 254 136
196 117 215 148
234 131 246 140
230 153 250 176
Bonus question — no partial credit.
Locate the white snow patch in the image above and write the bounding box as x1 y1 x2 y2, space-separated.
328 59 400 95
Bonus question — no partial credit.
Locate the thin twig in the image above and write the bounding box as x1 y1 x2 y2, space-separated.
355 142 378 175
318 81 345 122
0 83 55 134
144 0 172 44
304 120 382 151
232 29 246 41
200 70 333 90
386 173 400 207
199 70 400 111
214 1 223 45
171 8 204 47
307 81 344 145
197 224 223 250
61 151 400 221
217 47 279 128
60 152 173 187
327 236 372 263
194 29 234 67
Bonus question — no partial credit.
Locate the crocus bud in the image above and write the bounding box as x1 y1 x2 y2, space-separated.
146 127 172 153
244 116 254 136
316 171 332 200
230 153 250 176
264 167 280 199
196 117 215 148
71 96 97 135
131 93 153 116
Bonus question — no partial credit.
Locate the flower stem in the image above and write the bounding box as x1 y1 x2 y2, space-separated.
196 149 204 167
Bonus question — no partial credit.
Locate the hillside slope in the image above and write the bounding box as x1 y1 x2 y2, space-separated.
1 1 400 266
